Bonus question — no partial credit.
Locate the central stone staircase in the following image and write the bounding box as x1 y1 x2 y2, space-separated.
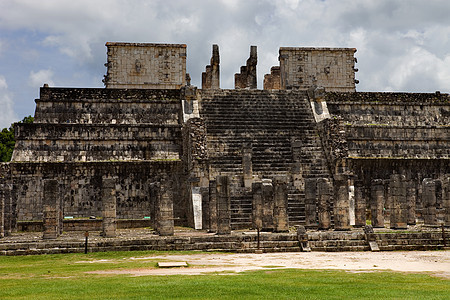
199 89 332 228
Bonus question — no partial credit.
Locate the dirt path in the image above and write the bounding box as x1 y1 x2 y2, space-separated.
89 251 450 278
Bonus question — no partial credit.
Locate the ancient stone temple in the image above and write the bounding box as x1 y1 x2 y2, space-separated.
0 42 449 240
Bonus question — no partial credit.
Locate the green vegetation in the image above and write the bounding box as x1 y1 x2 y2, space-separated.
0 251 448 299
0 115 33 162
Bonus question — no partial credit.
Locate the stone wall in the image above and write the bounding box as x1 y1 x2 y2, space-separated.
104 43 186 89
279 47 357 92
13 87 182 162
34 88 181 124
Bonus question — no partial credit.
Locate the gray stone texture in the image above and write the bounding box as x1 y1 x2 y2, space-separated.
389 174 408 229
262 179 274 231
370 179 385 228
42 179 61 239
251 182 263 229
406 180 417 225
273 176 289 232
101 177 117 238
263 66 281 90
354 181 366 227
304 178 318 228
202 44 220 89
235 46 257 89
443 175 450 226
104 43 187 89
334 175 350 230
216 176 231 234
422 178 437 226
279 47 357 92
155 180 175 236
317 178 332 230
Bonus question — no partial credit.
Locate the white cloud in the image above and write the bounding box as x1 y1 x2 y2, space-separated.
0 0 449 115
0 75 18 128
29 69 55 88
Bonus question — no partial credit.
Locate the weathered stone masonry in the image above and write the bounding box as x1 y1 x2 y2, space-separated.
0 42 448 242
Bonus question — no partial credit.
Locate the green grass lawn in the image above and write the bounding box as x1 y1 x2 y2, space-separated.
0 251 448 299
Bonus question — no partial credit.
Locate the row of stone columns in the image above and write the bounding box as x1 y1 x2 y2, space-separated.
39 176 175 239
252 177 289 232
368 176 450 228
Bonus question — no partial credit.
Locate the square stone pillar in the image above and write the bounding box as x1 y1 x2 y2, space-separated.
1 182 14 237
0 183 5 238
334 175 350 230
242 146 253 189
191 186 202 230
370 179 385 228
208 180 218 233
155 180 174 236
273 176 289 232
317 178 332 230
443 175 450 227
304 178 318 228
389 174 408 229
216 176 231 234
406 180 417 225
422 178 437 226
354 181 366 227
43 179 61 239
252 182 263 229
101 177 117 238
262 179 274 231
201 187 210 230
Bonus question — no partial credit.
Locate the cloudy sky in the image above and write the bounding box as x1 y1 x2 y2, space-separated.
1 0 450 128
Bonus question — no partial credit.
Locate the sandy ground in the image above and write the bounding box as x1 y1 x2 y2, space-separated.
88 251 450 278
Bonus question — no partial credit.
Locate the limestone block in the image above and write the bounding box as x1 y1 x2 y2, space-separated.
422 178 437 225
101 177 117 238
370 179 385 228
334 175 350 230
216 176 230 234
273 176 289 232
304 178 318 228
42 179 61 239
389 174 407 229
317 178 332 230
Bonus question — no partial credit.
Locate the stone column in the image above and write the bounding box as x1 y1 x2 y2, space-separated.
334 175 350 230
406 180 417 225
43 179 61 239
201 187 210 230
211 44 220 89
273 176 289 232
0 182 5 238
354 181 366 227
208 180 218 232
216 176 231 234
155 180 174 236
349 184 356 226
304 178 317 228
252 182 263 229
370 179 385 228
1 182 13 237
101 177 117 238
317 178 332 230
422 178 437 226
191 186 202 230
443 175 450 227
242 146 253 189
389 174 408 229
262 179 274 231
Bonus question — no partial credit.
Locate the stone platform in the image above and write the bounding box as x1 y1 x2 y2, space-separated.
0 226 447 256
